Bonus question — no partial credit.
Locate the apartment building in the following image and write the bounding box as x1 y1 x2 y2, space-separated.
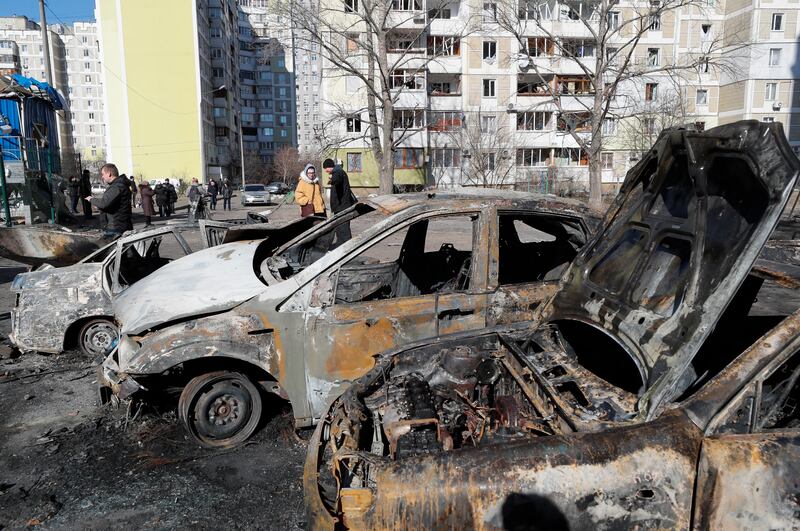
319 0 792 191
0 16 73 156
0 39 21 75
238 0 299 166
97 0 241 183
718 0 800 150
53 22 106 161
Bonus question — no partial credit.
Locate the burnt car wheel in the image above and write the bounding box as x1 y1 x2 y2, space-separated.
78 318 118 357
178 371 263 449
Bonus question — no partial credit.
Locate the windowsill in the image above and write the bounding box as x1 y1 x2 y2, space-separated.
429 92 462 97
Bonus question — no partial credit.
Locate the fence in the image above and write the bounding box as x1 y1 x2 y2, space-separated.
0 137 65 224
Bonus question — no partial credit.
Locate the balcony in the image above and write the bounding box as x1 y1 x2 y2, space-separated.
386 4 427 29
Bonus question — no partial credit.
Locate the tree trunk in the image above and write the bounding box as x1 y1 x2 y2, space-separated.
588 89 604 211
376 27 395 195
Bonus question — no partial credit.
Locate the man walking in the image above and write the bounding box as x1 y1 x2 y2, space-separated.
207 179 218 210
187 178 205 222
166 181 178 216
79 169 93 219
85 163 132 239
154 181 167 217
68 175 80 214
139 180 155 227
322 158 356 246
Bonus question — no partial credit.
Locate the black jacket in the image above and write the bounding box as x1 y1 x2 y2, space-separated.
154 184 168 206
92 175 133 233
329 166 355 214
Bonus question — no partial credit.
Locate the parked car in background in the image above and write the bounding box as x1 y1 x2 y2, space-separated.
241 184 271 206
99 191 597 448
264 181 291 195
10 223 227 357
303 121 800 530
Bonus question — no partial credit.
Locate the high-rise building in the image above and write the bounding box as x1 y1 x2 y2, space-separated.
97 0 241 183
317 0 800 192
54 22 106 161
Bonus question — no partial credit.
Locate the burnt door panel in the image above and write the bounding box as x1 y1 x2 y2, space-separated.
693 432 800 529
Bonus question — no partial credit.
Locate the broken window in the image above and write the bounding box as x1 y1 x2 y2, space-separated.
335 214 476 303
116 233 190 289
498 214 584 285
756 350 800 430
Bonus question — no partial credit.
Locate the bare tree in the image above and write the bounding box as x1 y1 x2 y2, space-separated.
281 0 478 194
495 0 748 209
272 146 308 184
617 87 692 157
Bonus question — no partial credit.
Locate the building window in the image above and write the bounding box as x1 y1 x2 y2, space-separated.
389 69 425 90
642 117 657 134
391 0 421 10
429 7 451 18
602 118 617 135
346 115 362 132
431 148 460 167
694 121 705 131
280 130 288 137
765 82 778 101
483 152 496 171
83 48 89 57
649 14 661 31
607 11 619 30
772 13 784 31
85 75 91 82
647 48 659 67
262 127 274 136
516 148 549 167
601 152 614 170
347 152 363 172
517 111 552 131
88 112 95 120
480 115 497 133
482 1 497 22
429 111 462 131
427 36 460 56
645 82 658 101
482 41 496 61
279 115 288 125
696 89 708 105
482 78 496 97
763 116 775 123
769 48 781 66
394 148 424 168
392 109 424 129
215 126 227 136
213 107 226 117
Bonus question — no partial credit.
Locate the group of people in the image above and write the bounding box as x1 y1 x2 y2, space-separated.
66 170 95 220
81 157 356 243
294 158 356 246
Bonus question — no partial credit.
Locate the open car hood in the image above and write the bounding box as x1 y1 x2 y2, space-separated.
114 240 266 335
542 121 800 412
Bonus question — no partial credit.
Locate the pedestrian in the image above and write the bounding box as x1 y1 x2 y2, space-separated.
130 178 138 208
139 180 155 227
221 178 233 211
295 163 325 218
68 175 80 214
166 181 178 216
187 178 205 222
323 158 357 246
85 163 132 239
79 169 93 219
154 180 167 217
207 179 218 210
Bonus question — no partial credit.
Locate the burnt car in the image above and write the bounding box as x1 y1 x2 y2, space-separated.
9 223 227 357
304 121 800 529
99 191 597 447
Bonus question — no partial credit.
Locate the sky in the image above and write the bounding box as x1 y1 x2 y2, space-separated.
0 0 95 24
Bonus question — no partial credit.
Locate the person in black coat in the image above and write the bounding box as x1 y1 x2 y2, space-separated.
68 176 81 214
166 182 178 216
322 158 356 247
79 169 93 219
207 179 218 210
86 163 132 239
154 181 168 217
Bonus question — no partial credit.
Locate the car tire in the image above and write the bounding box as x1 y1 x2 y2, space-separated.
78 318 117 357
178 371 263 449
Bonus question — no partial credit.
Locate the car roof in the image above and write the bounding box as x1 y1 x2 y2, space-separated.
364 189 592 218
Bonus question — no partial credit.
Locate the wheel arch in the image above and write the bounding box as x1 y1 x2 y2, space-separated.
64 314 116 351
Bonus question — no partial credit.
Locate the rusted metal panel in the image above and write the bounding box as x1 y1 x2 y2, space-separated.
0 225 103 267
694 431 800 530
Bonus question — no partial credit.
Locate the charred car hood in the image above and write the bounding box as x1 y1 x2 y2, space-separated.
542 121 800 410
11 262 102 293
114 240 266 335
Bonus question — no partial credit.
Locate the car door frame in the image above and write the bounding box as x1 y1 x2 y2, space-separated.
107 228 193 295
486 207 591 326
298 208 489 417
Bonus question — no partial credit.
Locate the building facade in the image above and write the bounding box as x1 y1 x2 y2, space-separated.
97 0 241 183
318 0 800 192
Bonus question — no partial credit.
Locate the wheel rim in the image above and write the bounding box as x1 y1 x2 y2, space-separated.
82 321 116 356
193 380 253 441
